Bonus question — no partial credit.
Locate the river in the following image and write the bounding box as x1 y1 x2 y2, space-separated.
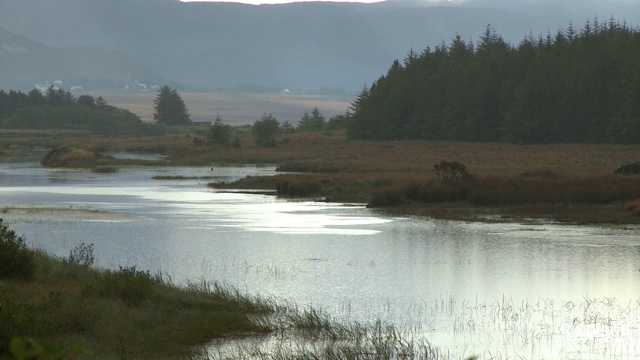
1 160 639 359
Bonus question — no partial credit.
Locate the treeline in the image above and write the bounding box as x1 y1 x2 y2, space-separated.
0 87 154 135
348 19 640 143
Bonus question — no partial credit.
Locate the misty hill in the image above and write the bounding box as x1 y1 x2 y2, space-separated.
0 26 166 92
1 0 638 92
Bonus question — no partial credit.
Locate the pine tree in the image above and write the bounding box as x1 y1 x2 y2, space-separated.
153 85 191 125
208 114 231 145
252 113 280 147
297 107 326 132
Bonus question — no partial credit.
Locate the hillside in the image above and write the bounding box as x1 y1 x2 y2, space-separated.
0 0 622 92
0 26 166 92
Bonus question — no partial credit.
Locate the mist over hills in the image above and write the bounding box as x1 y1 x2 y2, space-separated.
0 26 166 92
1 0 638 93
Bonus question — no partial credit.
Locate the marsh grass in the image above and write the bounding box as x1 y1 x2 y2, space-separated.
9 129 640 222
210 310 444 360
208 293 640 360
0 247 275 359
3 245 454 360
468 175 640 206
400 174 640 206
276 180 322 197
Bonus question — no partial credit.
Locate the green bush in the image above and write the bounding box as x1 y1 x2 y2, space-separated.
614 162 640 175
433 160 475 184
0 294 61 356
92 266 158 306
63 243 95 268
0 219 35 279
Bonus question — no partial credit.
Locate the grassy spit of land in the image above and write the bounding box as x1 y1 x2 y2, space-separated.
4 128 640 224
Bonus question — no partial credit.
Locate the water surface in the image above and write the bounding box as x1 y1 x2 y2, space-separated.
1 161 639 359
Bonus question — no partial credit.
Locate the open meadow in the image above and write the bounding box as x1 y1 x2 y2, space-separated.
103 92 353 125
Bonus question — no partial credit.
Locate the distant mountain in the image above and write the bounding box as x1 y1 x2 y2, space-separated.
0 26 166 92
1 0 637 92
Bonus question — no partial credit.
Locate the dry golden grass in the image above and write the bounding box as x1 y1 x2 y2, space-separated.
190 131 640 179
102 92 352 125
59 149 97 161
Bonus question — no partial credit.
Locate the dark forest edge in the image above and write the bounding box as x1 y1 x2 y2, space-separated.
347 18 640 144
0 88 156 136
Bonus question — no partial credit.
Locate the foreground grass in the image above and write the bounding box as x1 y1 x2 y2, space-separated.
0 247 274 359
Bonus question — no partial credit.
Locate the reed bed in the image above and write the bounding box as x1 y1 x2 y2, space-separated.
205 294 640 360
0 241 275 359
403 175 640 207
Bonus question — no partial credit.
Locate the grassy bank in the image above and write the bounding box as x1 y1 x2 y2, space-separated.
0 219 461 360
0 221 273 359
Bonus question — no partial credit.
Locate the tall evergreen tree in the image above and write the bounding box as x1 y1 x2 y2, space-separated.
297 107 326 132
208 114 231 145
153 85 191 125
27 89 46 107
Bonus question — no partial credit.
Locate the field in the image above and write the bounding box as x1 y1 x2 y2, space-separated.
103 92 353 125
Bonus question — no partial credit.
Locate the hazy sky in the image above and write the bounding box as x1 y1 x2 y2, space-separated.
180 0 383 4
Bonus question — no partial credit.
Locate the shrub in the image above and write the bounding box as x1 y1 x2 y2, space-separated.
0 219 35 279
614 162 640 175
92 266 158 306
433 160 475 184
63 243 95 268
192 137 206 146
